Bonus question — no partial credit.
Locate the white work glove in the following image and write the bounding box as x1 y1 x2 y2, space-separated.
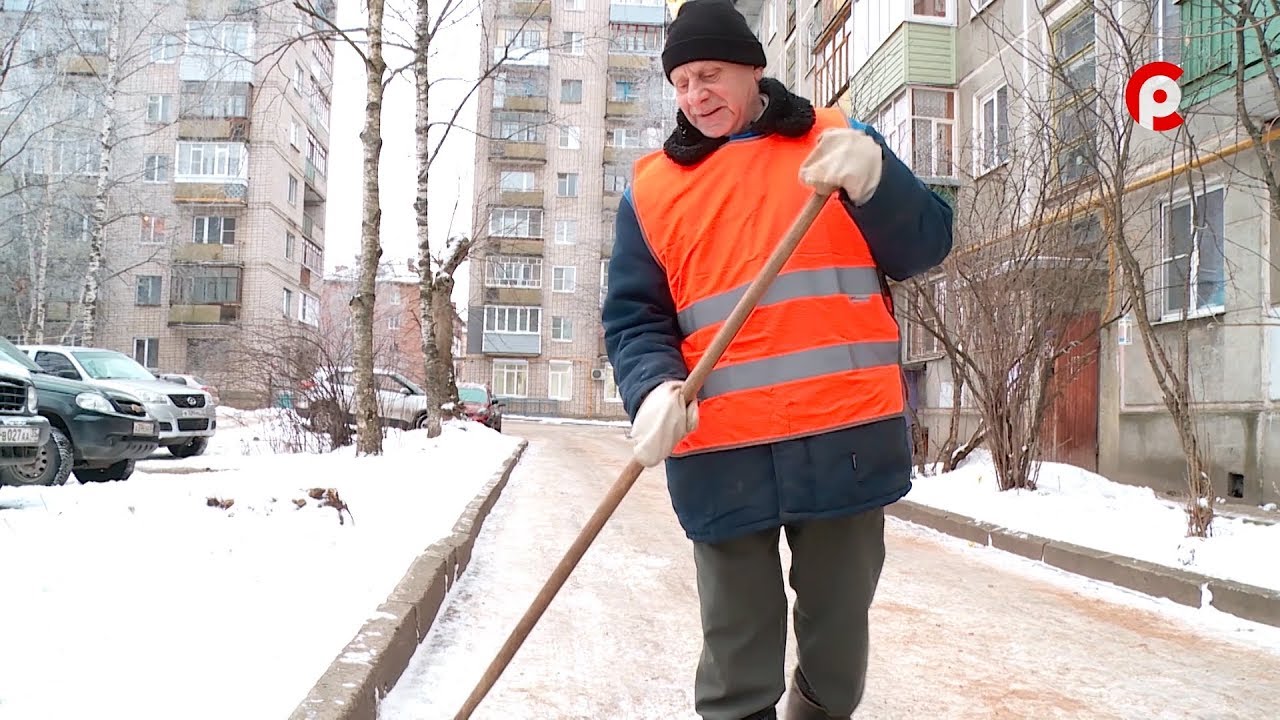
630 380 698 468
798 127 884 205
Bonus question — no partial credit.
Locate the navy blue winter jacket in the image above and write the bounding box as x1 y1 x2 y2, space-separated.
602 117 953 545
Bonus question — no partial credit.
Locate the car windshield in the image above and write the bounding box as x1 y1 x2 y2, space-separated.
71 351 155 380
0 337 41 372
458 386 489 403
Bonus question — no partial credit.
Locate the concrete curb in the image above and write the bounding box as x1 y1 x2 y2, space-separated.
885 499 1280 629
289 438 529 720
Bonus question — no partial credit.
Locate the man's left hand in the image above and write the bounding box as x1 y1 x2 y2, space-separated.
799 127 883 205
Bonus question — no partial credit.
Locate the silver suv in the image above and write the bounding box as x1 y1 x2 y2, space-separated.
20 344 216 458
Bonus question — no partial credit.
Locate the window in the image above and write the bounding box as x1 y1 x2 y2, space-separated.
612 81 639 102
561 79 582 103
288 175 298 205
300 293 320 326
910 89 954 178
906 279 944 360
1160 188 1225 316
555 219 577 244
912 0 947 18
172 267 240 304
175 141 247 182
388 314 400 330
293 62 304 93
143 155 170 182
564 31 583 55
549 361 572 400
389 290 401 305
499 170 536 192
603 365 622 403
609 23 662 54
151 34 179 63
553 266 576 293
977 85 1010 172
289 121 300 149
133 338 159 369
181 83 248 119
1153 0 1181 64
141 214 167 244
564 0 583 9
493 110 543 143
285 232 295 259
492 360 528 397
283 288 293 317
485 255 542 288
1052 8 1097 187
136 276 162 305
194 216 236 244
147 94 172 123
302 239 324 272
502 28 542 50
551 316 573 342
484 306 541 334
813 4 852 108
559 126 580 149
604 164 630 193
488 207 543 238
557 172 578 197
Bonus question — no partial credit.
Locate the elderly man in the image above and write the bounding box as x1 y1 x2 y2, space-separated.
601 1 954 718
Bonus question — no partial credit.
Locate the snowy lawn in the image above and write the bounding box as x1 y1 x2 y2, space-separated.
908 450 1280 592
0 408 523 719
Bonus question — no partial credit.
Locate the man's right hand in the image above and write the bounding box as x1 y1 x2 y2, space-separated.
631 380 698 467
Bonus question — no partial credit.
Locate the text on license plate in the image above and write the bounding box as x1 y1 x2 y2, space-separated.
0 427 40 445
179 408 206 418
133 421 155 436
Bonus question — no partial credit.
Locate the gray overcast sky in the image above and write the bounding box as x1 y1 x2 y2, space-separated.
324 0 481 308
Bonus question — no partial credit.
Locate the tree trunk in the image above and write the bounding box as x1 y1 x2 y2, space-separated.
939 374 965 472
27 180 52 343
74 0 123 347
353 0 388 455
411 0 445 438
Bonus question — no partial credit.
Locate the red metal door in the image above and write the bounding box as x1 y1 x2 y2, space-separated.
1041 311 1100 472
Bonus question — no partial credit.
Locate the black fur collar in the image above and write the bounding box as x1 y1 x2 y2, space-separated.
662 77 817 166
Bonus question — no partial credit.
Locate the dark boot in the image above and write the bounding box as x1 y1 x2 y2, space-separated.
784 669 850 720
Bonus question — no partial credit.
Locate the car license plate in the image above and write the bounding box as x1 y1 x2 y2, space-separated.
0 427 39 445
179 408 205 418
133 421 155 436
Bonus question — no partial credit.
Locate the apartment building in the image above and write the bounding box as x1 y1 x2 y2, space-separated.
0 0 334 408
319 261 467 388
460 0 674 419
750 0 1280 505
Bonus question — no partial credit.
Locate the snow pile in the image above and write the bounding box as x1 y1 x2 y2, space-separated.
0 417 523 719
908 449 1280 592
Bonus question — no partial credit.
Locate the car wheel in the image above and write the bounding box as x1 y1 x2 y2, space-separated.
74 459 136 484
168 437 209 458
414 413 431 430
0 427 73 487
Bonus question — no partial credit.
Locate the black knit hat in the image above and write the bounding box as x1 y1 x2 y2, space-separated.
662 0 767 81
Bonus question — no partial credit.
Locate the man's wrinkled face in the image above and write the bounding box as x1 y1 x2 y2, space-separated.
671 60 764 138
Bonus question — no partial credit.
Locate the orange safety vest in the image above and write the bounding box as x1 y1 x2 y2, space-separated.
629 106 905 457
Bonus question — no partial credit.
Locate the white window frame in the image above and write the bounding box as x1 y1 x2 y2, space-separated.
557 172 579 197
603 362 622 403
193 215 236 245
555 219 577 244
147 94 172 124
175 141 247 183
499 170 536 192
151 34 179 63
552 266 576 293
559 126 580 149
484 305 541 334
143 154 170 183
140 214 167 245
488 207 543 238
485 255 543 288
551 316 573 342
910 0 954 25
492 360 529 398
300 293 320 327
549 360 573 400
1158 185 1227 321
282 288 293 317
974 83 1010 175
133 337 159 369
288 174 298 205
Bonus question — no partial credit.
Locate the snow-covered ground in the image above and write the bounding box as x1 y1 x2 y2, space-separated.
0 407 522 719
908 450 1280 592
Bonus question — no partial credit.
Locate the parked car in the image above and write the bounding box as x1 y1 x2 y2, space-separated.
18 344 216 458
0 354 52 481
296 368 504 432
158 373 220 406
0 337 159 485
458 382 503 432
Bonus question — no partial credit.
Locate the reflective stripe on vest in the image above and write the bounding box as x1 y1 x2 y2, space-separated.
677 266 883 336
628 106 905 456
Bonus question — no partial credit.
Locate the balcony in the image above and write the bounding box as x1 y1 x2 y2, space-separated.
302 212 325 244
497 0 551 20
498 190 543 206
493 46 549 68
168 304 241 325
304 159 326 203
489 140 547 161
607 52 660 71
609 2 665 25
1181 1 1280 105
498 94 549 112
849 21 956 118
174 181 248 205
482 286 542 305
173 243 242 264
178 117 250 141
62 55 106 76
482 332 541 356
187 0 258 20
605 100 642 118
491 237 544 255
